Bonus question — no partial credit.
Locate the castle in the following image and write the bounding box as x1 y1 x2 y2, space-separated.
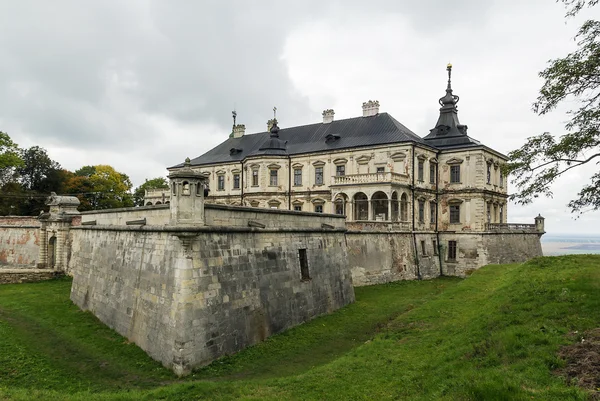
0 65 544 374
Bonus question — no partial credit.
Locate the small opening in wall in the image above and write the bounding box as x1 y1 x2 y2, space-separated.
433 240 438 255
299 249 310 280
448 240 457 261
420 240 427 256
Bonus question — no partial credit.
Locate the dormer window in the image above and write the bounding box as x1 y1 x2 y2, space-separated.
325 133 341 142
229 148 243 156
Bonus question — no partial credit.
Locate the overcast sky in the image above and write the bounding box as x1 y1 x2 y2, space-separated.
1 0 599 234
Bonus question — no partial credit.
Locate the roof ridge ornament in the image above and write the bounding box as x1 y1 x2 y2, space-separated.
438 63 460 108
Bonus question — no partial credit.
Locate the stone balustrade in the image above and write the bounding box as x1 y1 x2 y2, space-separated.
332 172 407 185
485 223 538 231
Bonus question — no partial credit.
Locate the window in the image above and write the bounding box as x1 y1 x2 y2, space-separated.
429 164 436 184
376 167 385 173
400 193 408 221
418 160 424 182
418 200 425 223
494 205 498 223
421 240 427 255
252 169 259 186
487 204 491 223
450 204 460 224
315 204 323 213
294 205 302 211
196 182 203 196
433 240 438 255
233 174 240 189
294 168 302 186
315 167 324 185
182 181 190 195
336 165 345 176
299 249 310 280
269 169 278 186
450 165 460 183
448 240 457 261
217 175 225 191
487 163 492 184
335 202 344 215
499 169 504 188
172 183 176 196
500 205 504 223
430 202 436 224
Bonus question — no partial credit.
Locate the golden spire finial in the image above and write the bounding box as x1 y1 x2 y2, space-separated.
447 62 452 69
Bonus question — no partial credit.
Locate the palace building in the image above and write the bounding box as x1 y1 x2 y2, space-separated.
165 65 510 234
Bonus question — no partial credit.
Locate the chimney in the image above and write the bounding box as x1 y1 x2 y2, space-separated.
322 109 335 124
232 124 245 138
362 100 380 117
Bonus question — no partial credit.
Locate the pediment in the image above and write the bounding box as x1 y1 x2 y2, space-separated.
312 160 326 167
333 158 348 165
390 152 406 161
446 157 464 165
356 155 371 165
267 163 281 170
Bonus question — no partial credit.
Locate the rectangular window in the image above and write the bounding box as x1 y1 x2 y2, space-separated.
487 164 492 184
299 249 310 280
336 165 345 176
450 204 460 224
315 167 324 185
269 169 278 186
218 175 225 191
252 169 259 186
335 202 344 215
418 160 424 182
487 204 491 223
500 169 504 188
421 240 427 256
430 202 436 224
494 205 498 223
500 205 504 223
429 164 436 184
294 205 302 212
418 200 425 223
450 165 460 183
448 240 457 261
433 240 438 255
377 166 385 173
233 174 240 189
294 168 302 186
315 204 323 213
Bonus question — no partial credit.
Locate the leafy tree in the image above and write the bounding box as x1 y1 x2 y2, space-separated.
507 0 600 213
17 146 62 191
65 165 133 210
133 177 169 206
0 132 23 187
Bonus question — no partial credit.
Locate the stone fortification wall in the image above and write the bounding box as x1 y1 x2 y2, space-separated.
80 205 170 225
0 217 40 267
69 207 353 375
345 222 441 286
0 269 62 284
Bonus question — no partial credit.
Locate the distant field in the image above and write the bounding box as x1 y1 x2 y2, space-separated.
542 234 600 256
1 255 599 400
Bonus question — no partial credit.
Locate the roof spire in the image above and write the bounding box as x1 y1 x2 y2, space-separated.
439 62 459 108
232 110 237 127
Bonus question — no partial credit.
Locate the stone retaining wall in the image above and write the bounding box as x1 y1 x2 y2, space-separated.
0 269 62 284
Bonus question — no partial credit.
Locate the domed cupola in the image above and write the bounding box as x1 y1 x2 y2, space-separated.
258 119 288 155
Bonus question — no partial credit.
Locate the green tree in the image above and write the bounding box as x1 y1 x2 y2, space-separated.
0 132 23 187
507 0 600 213
133 177 169 206
65 165 133 210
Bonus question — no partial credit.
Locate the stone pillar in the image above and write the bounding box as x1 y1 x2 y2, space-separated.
346 201 353 222
169 158 209 226
535 214 545 233
387 199 392 221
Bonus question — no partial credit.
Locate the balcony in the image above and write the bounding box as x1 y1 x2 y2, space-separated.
332 172 407 186
485 223 538 232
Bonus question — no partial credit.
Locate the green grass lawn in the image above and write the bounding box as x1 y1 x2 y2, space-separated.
0 255 598 400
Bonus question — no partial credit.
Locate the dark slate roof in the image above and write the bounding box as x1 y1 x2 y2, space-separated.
173 112 428 168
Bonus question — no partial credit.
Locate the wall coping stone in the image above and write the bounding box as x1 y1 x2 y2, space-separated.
204 203 345 219
0 225 41 229
70 225 347 234
0 269 61 273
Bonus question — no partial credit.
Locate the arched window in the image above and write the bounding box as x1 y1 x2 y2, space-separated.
372 191 389 221
391 192 399 221
354 192 368 220
400 193 408 221
182 181 190 195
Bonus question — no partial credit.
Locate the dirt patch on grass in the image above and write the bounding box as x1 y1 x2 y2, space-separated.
556 328 600 399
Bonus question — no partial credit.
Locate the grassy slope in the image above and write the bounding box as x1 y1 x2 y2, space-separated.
0 255 599 400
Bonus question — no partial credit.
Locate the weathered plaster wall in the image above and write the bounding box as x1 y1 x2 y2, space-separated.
69 208 353 375
0 217 40 267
